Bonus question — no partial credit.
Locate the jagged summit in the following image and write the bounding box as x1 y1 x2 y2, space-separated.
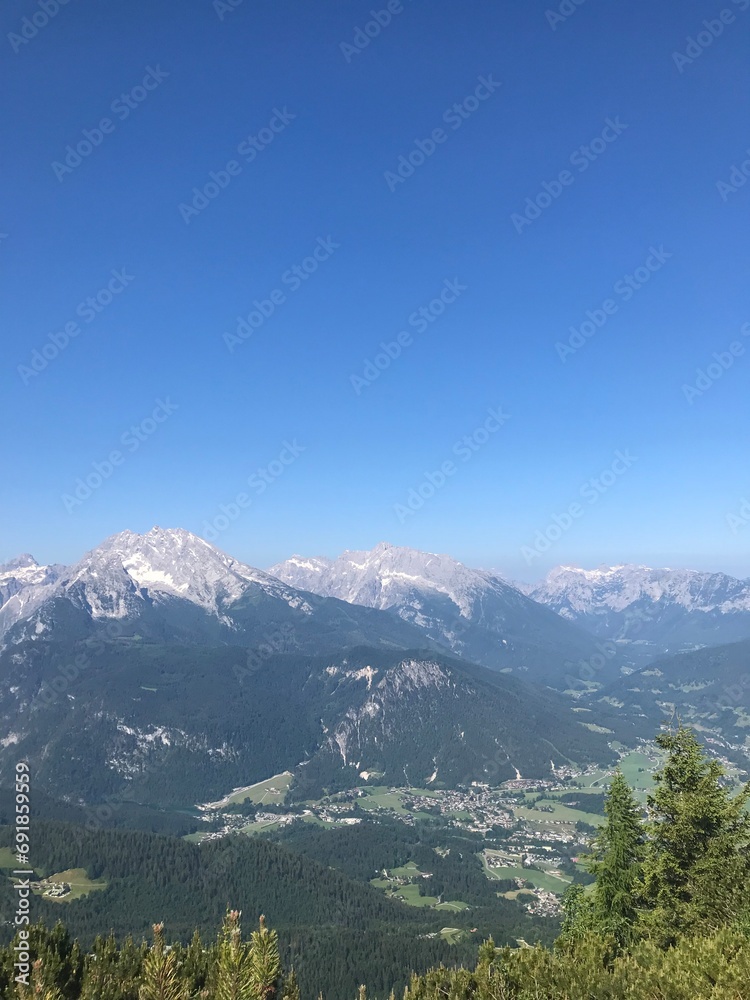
527 563 750 654
0 553 64 632
69 526 275 611
530 563 750 615
0 529 448 658
271 542 510 619
0 527 303 638
0 553 38 571
269 542 605 681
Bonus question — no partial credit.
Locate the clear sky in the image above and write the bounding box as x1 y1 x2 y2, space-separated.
2 0 748 581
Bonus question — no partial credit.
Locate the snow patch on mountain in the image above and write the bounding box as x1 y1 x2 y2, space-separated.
270 542 517 621
0 527 314 640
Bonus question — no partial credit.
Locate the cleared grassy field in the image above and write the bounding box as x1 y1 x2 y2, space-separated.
514 799 603 827
619 751 657 790
480 856 571 895
439 927 464 944
390 862 424 877
358 788 408 812
0 847 18 869
502 889 537 901
225 772 294 807
389 883 438 907
34 868 107 902
371 866 468 912
240 819 285 835
579 768 614 789
356 788 437 821
405 787 441 799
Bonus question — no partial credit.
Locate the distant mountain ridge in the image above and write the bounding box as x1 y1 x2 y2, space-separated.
269 542 615 684
0 554 65 633
5 535 747 671
526 563 750 658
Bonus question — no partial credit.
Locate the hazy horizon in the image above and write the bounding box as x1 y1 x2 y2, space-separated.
3 523 747 587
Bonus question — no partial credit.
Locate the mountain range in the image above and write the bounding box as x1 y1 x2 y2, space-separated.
270 542 611 684
1 528 747 808
526 563 750 660
5 532 747 668
272 546 750 668
0 528 439 654
0 528 619 805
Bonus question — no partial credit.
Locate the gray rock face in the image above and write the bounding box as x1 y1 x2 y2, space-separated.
0 528 441 657
526 564 750 655
0 556 65 636
0 527 312 642
269 543 609 681
270 542 531 628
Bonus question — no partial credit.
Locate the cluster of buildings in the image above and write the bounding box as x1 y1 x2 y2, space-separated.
39 880 70 898
524 888 562 917
401 785 517 832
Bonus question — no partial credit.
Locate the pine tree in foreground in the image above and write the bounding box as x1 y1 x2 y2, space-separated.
642 725 750 943
280 968 300 1000
16 959 63 1000
181 928 209 998
586 769 645 945
248 915 281 1000
213 910 255 1000
139 924 185 1000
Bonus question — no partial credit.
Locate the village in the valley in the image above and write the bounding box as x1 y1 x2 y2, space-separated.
193 745 671 919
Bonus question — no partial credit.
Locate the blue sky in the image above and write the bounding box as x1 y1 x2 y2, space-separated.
2 0 748 581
